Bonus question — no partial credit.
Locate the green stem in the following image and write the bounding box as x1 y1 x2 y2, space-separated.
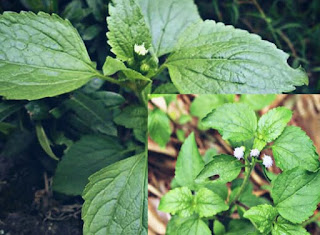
229 157 256 207
95 72 123 85
302 213 320 227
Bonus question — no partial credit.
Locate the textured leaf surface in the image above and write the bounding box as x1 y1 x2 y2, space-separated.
53 136 128 195
271 167 320 223
82 154 147 235
257 107 292 143
114 105 147 130
196 154 243 184
174 133 205 189
244 204 278 234
148 109 171 147
272 217 309 235
166 216 211 235
0 11 97 100
194 188 228 217
158 187 193 217
165 20 308 94
202 103 257 141
107 0 152 60
272 126 319 171
137 0 200 56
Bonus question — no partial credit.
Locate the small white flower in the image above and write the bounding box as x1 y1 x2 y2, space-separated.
262 155 273 168
234 146 245 160
134 43 148 56
250 149 260 157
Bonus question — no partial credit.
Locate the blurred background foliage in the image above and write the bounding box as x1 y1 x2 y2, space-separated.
1 0 319 93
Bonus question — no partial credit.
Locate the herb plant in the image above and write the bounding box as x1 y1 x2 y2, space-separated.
0 0 312 233
158 102 320 234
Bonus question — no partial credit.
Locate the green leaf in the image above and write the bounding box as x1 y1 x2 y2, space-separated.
240 94 276 111
152 83 178 94
107 0 152 61
0 11 98 100
225 219 257 235
0 101 24 121
244 204 278 234
214 220 226 235
272 216 310 235
272 126 319 172
190 94 234 120
194 188 229 217
256 107 292 143
53 135 129 195
82 153 147 235
158 187 193 217
66 92 117 136
196 154 243 184
148 109 171 147
165 20 308 94
271 167 320 223
166 216 211 235
174 132 205 189
90 91 125 108
136 0 201 56
202 103 257 142
114 104 147 130
35 123 59 161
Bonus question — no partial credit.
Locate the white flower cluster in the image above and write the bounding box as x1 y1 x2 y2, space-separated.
233 147 273 168
134 43 148 56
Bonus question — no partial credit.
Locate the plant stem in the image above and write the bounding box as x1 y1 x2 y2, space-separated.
229 157 256 207
95 73 123 85
302 212 320 227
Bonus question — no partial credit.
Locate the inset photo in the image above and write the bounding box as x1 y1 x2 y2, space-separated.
148 94 320 235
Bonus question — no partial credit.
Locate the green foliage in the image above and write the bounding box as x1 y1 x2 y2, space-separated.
148 108 171 147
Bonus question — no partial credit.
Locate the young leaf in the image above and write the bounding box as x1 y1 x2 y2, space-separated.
243 204 278 234
272 216 310 235
196 154 243 184
214 220 226 235
194 188 229 217
240 94 276 111
107 0 152 61
272 126 319 172
202 103 257 142
0 11 98 100
271 167 320 223
174 132 205 189
136 0 201 56
158 187 193 217
166 216 211 235
35 123 59 161
165 20 308 94
82 153 147 235
256 107 292 143
148 109 171 147
53 135 129 195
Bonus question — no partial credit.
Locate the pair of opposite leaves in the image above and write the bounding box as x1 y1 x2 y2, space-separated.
0 0 308 100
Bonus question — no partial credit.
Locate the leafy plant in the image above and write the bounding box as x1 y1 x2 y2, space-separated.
159 102 320 234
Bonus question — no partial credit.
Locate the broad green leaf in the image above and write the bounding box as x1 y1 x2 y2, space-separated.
225 219 257 235
90 91 125 108
204 182 229 201
166 216 211 235
190 94 234 120
65 92 117 136
136 0 201 56
272 126 319 172
271 167 320 223
256 107 292 143
174 132 205 189
194 188 229 217
107 0 152 61
148 109 171 147
244 204 278 234
165 21 308 94
272 216 310 235
114 105 147 130
82 153 147 235
53 135 129 195
196 154 243 184
240 94 276 111
0 11 98 100
158 187 193 217
0 101 24 121
152 83 178 94
202 103 257 142
35 123 59 161
214 220 226 235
